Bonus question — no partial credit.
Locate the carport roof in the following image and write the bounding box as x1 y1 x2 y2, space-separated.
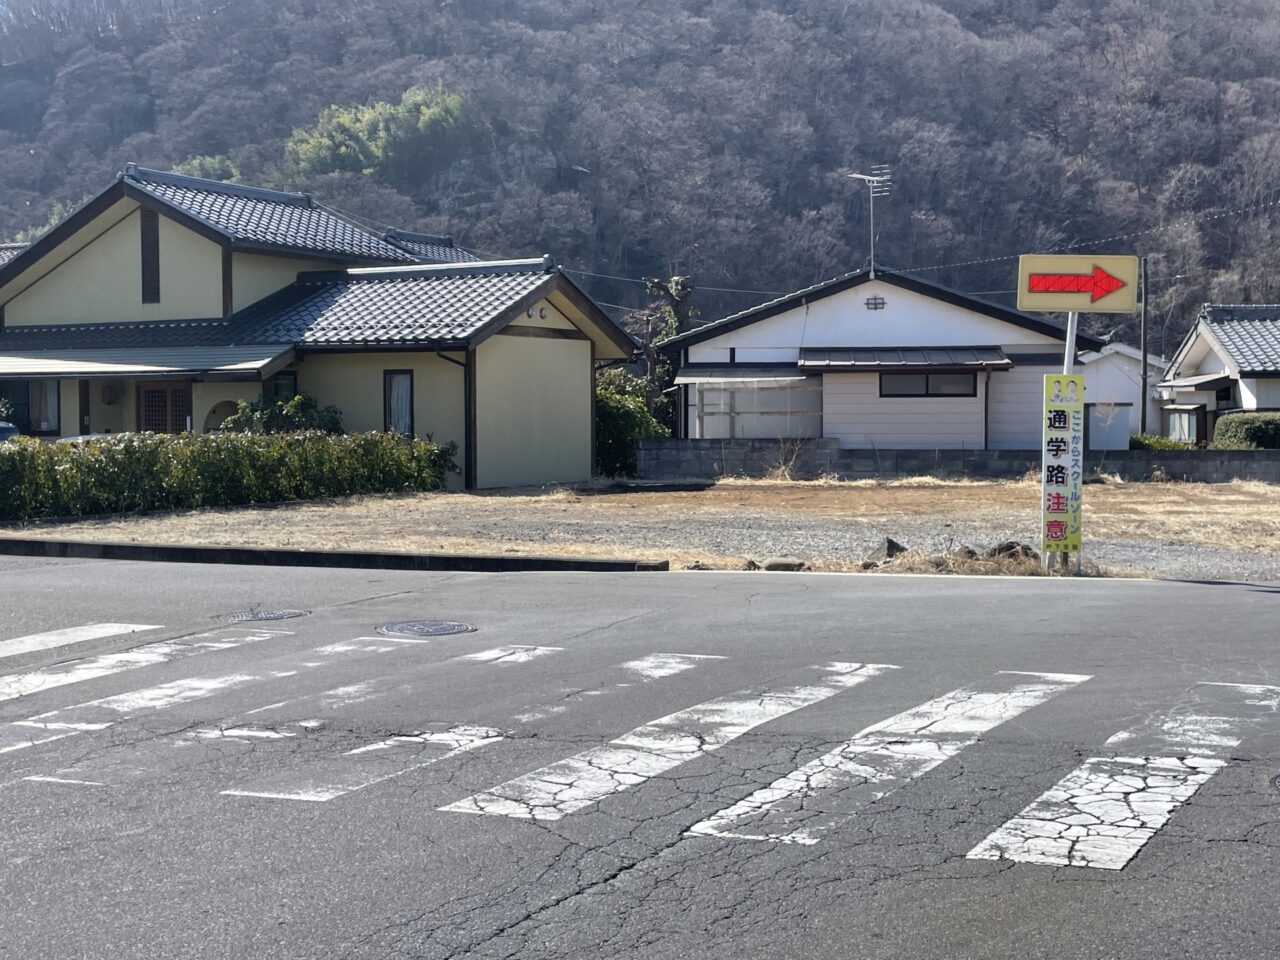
0 344 293 379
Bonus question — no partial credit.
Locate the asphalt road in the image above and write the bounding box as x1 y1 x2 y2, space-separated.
1 557 1278 960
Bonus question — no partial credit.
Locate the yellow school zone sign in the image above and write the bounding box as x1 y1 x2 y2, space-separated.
1017 254 1140 314
1041 374 1085 554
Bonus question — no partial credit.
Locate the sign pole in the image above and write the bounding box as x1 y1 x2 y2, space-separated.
1064 309 1078 575
1019 254 1140 578
1139 256 1149 435
1062 311 1078 375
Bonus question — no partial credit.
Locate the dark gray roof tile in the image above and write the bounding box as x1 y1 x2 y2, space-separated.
1202 305 1280 372
231 263 556 346
0 320 233 352
383 229 482 264
123 165 416 264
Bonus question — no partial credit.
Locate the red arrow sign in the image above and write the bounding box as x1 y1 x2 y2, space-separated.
1027 264 1127 303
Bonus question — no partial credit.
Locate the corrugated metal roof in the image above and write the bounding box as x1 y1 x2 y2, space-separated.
1200 306 1280 373
123 165 416 264
798 346 1011 369
1158 372 1231 390
231 263 557 346
0 344 292 378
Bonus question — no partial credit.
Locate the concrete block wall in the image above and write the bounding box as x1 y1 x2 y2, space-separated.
635 439 1280 484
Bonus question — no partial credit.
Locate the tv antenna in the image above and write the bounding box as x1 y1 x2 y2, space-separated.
848 165 892 278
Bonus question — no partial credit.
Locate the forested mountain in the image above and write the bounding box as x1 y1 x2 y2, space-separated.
3 0 1280 351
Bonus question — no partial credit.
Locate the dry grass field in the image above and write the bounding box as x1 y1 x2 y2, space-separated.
3 476 1277 577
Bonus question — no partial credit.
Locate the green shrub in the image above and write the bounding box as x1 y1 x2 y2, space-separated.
595 386 669 477
0 432 457 522
1129 433 1190 451
220 393 344 434
1211 412 1280 450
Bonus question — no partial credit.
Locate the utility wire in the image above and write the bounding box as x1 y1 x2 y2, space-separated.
904 192 1280 275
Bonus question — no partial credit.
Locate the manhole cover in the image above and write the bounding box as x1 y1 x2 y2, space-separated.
219 610 309 623
1271 774 1280 793
377 620 476 638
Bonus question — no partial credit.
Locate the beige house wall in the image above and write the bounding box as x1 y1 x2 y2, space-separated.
475 334 592 488
296 349 466 449
192 381 263 434
233 253 341 312
510 301 577 330
58 380 79 437
87 380 128 434
5 208 223 326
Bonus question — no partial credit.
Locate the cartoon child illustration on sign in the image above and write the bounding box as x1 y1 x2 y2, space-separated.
1049 378 1080 404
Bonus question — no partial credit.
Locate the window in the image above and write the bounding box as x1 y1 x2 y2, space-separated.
0 380 59 434
266 371 298 403
138 382 192 434
384 370 414 436
1216 384 1234 404
880 373 977 397
693 380 822 439
140 208 160 304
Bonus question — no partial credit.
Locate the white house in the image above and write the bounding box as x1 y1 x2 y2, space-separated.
1078 342 1167 439
1158 304 1280 444
661 268 1114 450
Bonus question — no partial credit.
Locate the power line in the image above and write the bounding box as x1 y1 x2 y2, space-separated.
562 267 786 297
904 191 1280 275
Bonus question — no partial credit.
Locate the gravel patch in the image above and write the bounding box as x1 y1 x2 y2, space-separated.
322 498 1280 581
8 481 1280 582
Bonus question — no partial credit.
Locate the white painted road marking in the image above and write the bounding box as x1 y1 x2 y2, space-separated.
0 623 163 660
968 756 1224 869
0 629 288 705
457 646 564 665
22 775 107 787
687 670 1091 844
223 725 505 802
512 653 728 723
622 653 726 680
0 639 398 757
441 661 898 821
967 681 1280 870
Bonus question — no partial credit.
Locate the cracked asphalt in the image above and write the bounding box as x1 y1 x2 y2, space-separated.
1 557 1279 960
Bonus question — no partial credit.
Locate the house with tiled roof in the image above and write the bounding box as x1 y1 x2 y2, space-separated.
659 268 1117 450
1158 304 1280 444
0 165 634 488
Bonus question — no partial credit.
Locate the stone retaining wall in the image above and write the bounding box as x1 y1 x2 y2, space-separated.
635 439 1280 483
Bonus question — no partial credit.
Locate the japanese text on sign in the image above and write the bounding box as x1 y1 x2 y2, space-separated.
1042 374 1084 554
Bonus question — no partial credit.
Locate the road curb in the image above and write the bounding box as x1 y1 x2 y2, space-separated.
0 537 669 573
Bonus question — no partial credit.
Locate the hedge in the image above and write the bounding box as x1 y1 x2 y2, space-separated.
0 431 457 522
1212 412 1280 450
1129 433 1190 451
595 387 669 477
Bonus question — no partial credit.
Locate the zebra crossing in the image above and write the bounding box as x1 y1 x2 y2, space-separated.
2 620 1275 873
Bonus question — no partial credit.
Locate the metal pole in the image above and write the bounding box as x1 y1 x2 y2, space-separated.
868 182 876 278
1060 310 1079 575
1139 256 1149 435
1062 311 1078 374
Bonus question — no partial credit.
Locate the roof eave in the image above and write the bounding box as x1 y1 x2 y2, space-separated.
294 340 473 353
658 268 1105 354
